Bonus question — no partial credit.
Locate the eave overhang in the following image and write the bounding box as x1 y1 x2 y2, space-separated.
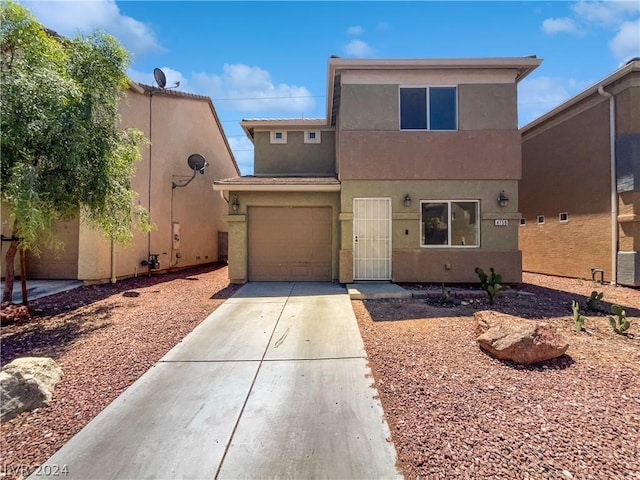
240 118 330 142
213 176 341 192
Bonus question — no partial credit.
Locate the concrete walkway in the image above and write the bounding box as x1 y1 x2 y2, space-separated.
34 282 402 480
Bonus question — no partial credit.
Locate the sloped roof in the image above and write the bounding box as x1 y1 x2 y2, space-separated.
131 82 240 176
521 58 639 135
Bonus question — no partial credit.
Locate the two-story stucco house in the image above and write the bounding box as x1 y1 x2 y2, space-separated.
1 81 240 283
214 56 542 284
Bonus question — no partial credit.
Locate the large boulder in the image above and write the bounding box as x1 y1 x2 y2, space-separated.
1 357 63 422
474 311 569 364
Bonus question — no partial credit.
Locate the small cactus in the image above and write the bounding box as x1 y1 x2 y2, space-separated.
586 291 604 312
474 267 507 305
608 304 630 334
572 300 586 332
440 283 452 304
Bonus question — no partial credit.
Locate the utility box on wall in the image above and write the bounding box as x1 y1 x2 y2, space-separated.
173 222 180 250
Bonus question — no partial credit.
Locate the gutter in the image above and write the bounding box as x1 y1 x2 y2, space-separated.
597 85 617 285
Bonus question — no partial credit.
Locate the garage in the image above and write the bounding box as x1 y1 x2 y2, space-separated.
248 206 332 281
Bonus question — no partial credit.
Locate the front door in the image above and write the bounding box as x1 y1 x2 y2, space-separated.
353 198 392 280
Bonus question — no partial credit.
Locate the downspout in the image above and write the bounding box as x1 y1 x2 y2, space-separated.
598 85 617 285
147 91 153 271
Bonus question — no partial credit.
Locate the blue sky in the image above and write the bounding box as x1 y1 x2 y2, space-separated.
22 1 640 175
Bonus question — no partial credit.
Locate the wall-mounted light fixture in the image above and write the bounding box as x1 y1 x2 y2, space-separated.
231 195 240 212
403 194 412 208
497 190 509 207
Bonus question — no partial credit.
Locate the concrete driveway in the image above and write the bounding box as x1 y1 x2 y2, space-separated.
34 282 402 479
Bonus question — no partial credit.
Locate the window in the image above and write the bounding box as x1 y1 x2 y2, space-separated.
537 215 545 224
400 86 457 131
520 218 526 226
270 131 287 144
559 212 569 223
421 201 479 247
304 130 321 144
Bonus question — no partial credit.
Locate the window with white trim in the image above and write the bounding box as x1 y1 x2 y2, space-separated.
537 215 545 224
304 130 321 144
520 218 526 226
270 131 287 144
559 212 569 223
400 86 457 131
421 200 479 247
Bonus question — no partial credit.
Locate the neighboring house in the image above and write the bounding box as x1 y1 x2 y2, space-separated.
214 56 541 284
520 58 639 286
1 82 240 282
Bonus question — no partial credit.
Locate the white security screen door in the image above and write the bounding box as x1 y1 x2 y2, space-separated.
353 198 392 280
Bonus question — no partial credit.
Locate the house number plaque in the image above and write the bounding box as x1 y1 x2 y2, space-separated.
494 219 509 226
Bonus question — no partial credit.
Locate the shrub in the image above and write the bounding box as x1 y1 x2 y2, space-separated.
571 300 586 332
586 291 604 312
608 304 630 335
474 267 507 305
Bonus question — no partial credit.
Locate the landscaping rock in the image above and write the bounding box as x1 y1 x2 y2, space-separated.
1 357 63 422
474 311 569 364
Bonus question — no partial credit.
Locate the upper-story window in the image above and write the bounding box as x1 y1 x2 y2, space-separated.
304 130 321 144
400 86 457 131
270 130 287 144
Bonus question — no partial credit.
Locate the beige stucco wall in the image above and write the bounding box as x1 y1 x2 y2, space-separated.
2 200 81 281
339 180 522 283
253 130 336 176
458 84 517 130
75 88 239 282
338 83 517 132
224 191 341 283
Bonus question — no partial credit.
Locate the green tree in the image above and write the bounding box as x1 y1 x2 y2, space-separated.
1 0 150 303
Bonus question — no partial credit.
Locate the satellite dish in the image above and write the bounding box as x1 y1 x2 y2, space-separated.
153 68 166 88
187 153 208 175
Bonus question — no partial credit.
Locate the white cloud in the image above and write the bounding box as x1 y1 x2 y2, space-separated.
541 1 640 63
23 0 164 56
571 1 640 28
518 76 576 126
227 136 254 176
609 18 640 62
541 17 582 35
191 63 315 114
346 25 363 35
343 39 374 57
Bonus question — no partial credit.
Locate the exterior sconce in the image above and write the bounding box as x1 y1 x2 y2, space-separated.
403 194 412 208
231 195 240 212
497 190 509 207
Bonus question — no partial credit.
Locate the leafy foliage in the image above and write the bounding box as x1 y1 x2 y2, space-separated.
1 1 151 300
571 300 586 332
474 267 507 305
586 291 604 312
608 305 630 335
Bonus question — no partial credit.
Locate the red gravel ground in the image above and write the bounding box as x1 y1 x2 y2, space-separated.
355 273 640 480
2 269 639 480
1 263 240 480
